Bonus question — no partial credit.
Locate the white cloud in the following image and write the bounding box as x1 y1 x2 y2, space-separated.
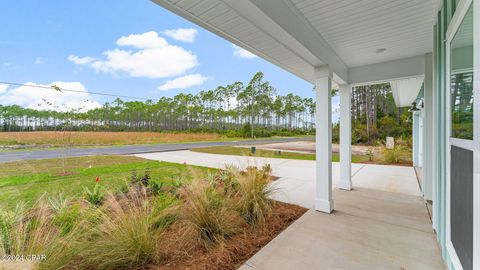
232 44 257 59
0 84 8 94
0 81 101 112
158 74 208 91
68 31 198 79
162 28 198 43
117 31 168 48
68 55 97 65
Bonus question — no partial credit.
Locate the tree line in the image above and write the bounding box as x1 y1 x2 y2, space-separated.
0 72 412 143
339 83 412 144
0 72 315 137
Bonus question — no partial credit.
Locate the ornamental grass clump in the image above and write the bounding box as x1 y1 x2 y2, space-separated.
236 164 275 225
79 189 166 270
382 145 404 163
0 200 87 270
180 180 240 247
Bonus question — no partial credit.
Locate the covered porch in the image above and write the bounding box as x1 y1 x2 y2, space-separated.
136 150 444 269
150 0 479 269
151 0 436 214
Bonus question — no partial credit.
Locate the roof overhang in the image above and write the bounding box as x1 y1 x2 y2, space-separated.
151 0 439 91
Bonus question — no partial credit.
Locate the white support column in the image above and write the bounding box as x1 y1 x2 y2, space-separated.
339 84 352 190
315 67 333 213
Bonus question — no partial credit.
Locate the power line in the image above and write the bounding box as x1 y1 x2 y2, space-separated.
0 81 152 101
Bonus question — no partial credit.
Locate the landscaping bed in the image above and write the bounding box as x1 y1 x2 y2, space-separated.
155 201 306 270
0 160 306 270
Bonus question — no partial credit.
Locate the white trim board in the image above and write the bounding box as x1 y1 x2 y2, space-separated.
445 1 474 269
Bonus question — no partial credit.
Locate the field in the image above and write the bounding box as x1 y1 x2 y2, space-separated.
0 155 210 207
192 146 412 165
0 131 234 148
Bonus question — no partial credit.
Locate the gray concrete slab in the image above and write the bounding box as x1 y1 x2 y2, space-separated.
244 206 444 270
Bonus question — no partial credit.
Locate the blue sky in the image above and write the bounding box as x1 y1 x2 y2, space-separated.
0 0 341 119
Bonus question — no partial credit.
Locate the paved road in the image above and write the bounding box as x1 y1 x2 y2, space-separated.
0 137 313 163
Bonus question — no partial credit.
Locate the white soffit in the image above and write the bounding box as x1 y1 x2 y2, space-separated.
290 0 440 67
390 77 425 107
151 0 440 84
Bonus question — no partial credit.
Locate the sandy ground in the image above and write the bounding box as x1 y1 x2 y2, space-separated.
237 141 380 155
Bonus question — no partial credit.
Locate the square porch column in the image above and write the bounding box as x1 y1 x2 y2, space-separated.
315 67 333 213
339 84 352 190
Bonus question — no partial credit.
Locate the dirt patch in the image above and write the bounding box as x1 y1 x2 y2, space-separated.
153 202 307 270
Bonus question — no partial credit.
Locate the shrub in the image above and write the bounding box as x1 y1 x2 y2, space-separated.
181 181 240 247
236 165 275 225
130 168 151 187
218 165 241 195
129 169 166 196
80 191 165 269
84 183 105 205
149 181 164 196
382 145 404 163
366 147 375 161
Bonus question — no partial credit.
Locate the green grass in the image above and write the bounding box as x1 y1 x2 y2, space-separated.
191 146 371 163
0 155 210 207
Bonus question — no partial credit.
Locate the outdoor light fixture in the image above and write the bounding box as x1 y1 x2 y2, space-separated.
409 102 420 112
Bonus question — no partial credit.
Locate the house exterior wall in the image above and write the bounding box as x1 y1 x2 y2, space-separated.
432 0 478 269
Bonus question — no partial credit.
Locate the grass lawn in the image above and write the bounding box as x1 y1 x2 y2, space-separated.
0 155 210 207
192 146 372 163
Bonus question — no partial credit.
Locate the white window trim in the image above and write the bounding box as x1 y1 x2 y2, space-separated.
473 0 480 269
445 1 475 269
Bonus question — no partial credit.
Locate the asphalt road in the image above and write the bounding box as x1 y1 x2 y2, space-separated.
0 137 313 163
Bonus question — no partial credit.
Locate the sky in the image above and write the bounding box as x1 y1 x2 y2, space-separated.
0 0 339 120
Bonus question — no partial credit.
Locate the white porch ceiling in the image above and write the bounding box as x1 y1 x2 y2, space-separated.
152 0 440 86
290 0 439 68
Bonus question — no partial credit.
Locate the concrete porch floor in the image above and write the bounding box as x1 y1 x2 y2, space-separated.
135 151 445 269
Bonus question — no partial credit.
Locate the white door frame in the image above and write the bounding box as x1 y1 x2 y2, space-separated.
445 0 478 269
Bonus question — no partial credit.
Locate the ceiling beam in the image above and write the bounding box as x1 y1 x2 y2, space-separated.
348 54 426 85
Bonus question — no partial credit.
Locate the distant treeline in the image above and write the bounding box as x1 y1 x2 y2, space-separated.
0 72 315 137
335 83 412 144
0 72 412 143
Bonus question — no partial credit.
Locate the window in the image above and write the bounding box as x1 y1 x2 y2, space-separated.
450 5 473 140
